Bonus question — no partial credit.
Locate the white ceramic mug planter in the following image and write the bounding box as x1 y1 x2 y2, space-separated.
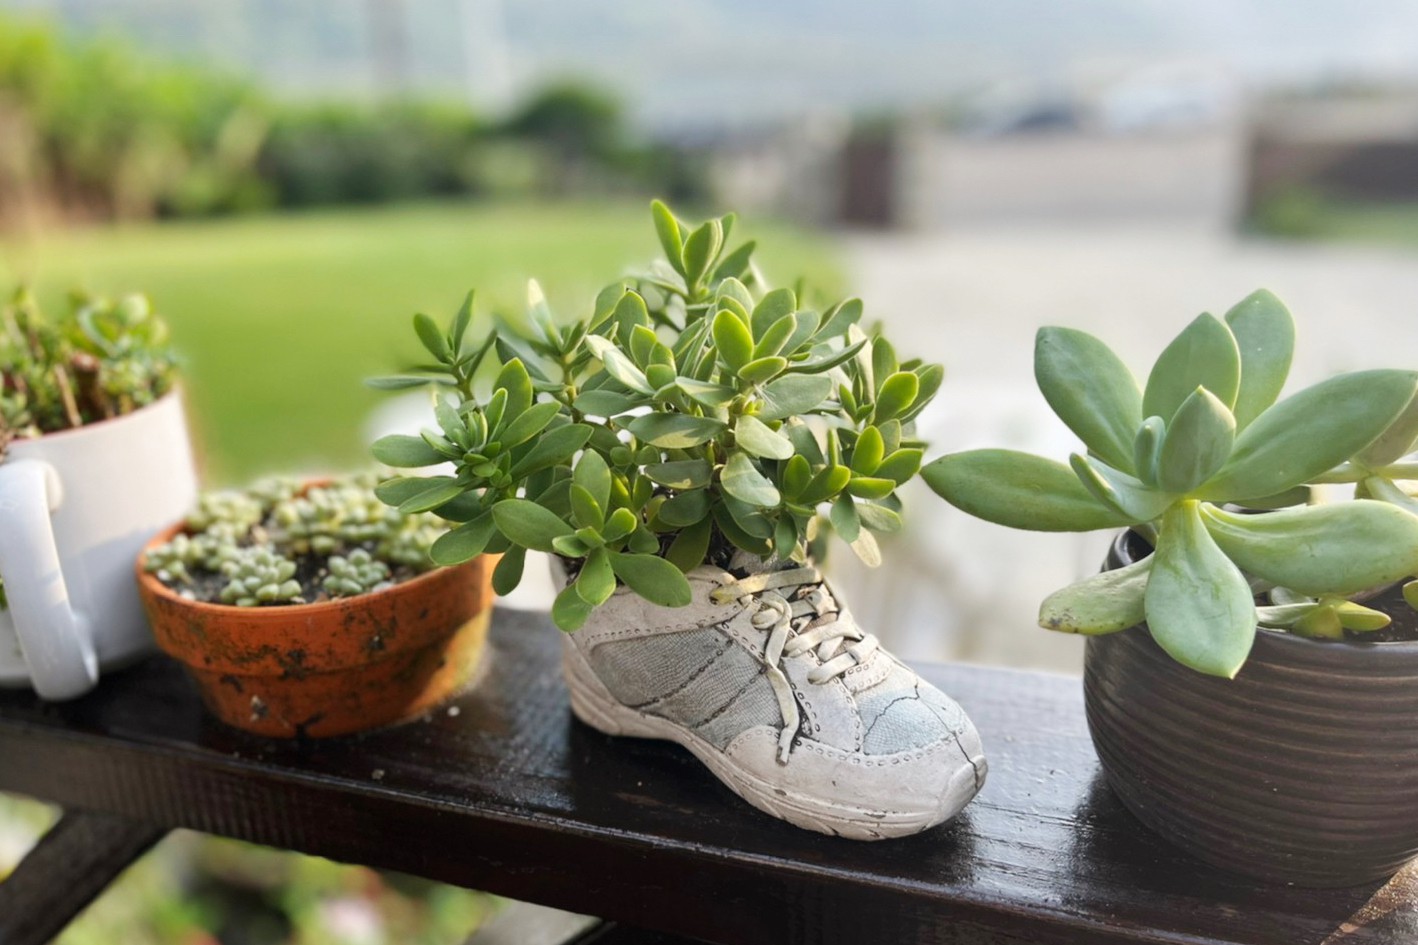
0 394 198 700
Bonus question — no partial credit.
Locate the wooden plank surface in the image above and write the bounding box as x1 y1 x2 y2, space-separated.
0 608 1414 945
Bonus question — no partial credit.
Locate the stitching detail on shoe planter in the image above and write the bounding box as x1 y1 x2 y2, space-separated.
624 630 735 711
793 736 959 767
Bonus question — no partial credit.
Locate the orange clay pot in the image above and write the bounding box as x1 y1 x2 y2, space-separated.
136 522 495 738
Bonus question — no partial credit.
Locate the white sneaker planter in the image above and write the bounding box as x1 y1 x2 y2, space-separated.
556 557 987 840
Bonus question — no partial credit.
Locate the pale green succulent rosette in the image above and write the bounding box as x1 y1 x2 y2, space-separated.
924 290 1418 678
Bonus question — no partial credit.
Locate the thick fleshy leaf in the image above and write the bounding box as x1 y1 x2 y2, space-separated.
1069 454 1173 522
758 374 833 420
552 583 595 632
627 413 727 449
644 460 712 490
585 335 652 394
372 434 444 468
831 494 860 541
734 415 794 460
1358 390 1418 468
492 499 574 552
681 219 723 287
1132 416 1165 487
396 477 466 514
712 309 753 373
675 378 737 408
666 515 713 573
751 288 796 340
1034 327 1142 472
509 423 593 478
721 451 782 507
850 529 882 567
874 372 919 422
739 356 787 384
1038 555 1152 635
569 484 605 530
1199 370 1418 501
846 476 895 500
923 450 1132 532
492 546 525 596
1363 476 1418 516
609 552 693 607
575 547 616 605
493 358 534 421
414 312 450 362
1143 313 1240 420
1201 502 1418 596
1155 387 1236 494
851 426 885 475
573 450 612 512
1224 290 1294 430
874 448 923 485
856 501 903 532
1145 502 1256 678
659 489 711 527
754 313 798 359
573 389 643 417
430 513 496 566
650 200 685 275
499 400 561 448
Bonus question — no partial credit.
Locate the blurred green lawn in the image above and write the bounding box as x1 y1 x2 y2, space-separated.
2 200 840 483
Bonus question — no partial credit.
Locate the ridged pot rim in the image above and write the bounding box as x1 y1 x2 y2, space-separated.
1109 528 1418 657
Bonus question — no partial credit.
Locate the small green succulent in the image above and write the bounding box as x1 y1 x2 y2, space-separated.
924 291 1418 678
0 288 177 444
145 473 447 608
322 549 393 598
371 201 940 631
219 547 303 607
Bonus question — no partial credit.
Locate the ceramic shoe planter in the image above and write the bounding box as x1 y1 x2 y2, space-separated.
556 555 987 840
0 393 198 700
1085 529 1418 887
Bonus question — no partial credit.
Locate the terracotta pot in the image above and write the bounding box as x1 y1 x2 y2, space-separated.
1084 529 1418 887
137 522 495 738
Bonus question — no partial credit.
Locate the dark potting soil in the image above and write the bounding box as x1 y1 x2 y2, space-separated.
1118 529 1418 644
158 544 427 607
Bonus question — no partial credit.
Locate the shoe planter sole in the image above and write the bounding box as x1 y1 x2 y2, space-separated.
564 638 986 841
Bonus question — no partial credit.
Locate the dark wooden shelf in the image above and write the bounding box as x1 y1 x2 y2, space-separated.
0 608 1413 945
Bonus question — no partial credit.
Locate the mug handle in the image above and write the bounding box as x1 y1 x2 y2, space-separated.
0 459 97 700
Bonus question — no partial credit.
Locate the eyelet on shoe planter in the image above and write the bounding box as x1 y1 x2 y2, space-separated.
553 555 988 840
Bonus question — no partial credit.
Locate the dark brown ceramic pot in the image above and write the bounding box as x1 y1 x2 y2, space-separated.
1084 530 1418 887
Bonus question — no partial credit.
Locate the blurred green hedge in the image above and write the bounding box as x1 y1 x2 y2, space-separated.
0 16 704 226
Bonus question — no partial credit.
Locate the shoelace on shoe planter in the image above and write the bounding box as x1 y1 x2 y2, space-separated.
711 566 880 764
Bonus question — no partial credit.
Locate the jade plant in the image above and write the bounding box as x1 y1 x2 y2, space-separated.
923 290 1418 677
144 474 446 606
2 287 178 610
370 201 941 631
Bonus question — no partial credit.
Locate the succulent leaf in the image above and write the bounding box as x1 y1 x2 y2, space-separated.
1142 313 1241 420
1038 554 1152 635
1034 326 1143 472
1145 502 1256 679
1200 501 1418 596
924 450 1132 532
1223 289 1295 430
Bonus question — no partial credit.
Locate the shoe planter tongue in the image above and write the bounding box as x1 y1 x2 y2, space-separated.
728 550 790 576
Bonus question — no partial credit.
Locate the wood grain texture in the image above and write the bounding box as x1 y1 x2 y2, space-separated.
0 608 1415 945
0 809 165 945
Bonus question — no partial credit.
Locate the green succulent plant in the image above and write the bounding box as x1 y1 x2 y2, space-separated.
371 201 941 631
145 473 446 607
923 290 1418 678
